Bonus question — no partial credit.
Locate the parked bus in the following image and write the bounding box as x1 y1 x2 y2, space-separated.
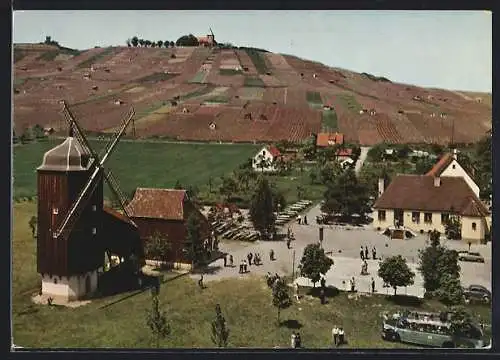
381 311 488 348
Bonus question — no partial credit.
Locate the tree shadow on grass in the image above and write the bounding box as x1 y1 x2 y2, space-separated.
306 286 341 298
281 319 303 329
192 265 223 275
386 294 423 307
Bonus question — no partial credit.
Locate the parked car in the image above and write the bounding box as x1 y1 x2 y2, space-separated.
463 284 491 304
458 251 485 263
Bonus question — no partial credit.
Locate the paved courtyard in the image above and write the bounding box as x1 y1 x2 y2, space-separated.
192 204 491 297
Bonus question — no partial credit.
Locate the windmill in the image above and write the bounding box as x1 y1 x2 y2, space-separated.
54 101 135 240
36 100 141 301
208 27 216 46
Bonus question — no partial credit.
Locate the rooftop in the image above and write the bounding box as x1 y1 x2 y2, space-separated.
316 132 344 147
126 188 187 220
373 175 489 217
37 137 92 172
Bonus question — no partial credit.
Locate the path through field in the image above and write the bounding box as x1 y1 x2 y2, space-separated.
355 146 370 175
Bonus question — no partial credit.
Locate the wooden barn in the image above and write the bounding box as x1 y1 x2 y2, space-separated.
126 188 212 269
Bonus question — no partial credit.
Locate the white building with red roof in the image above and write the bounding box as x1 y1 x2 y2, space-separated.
252 145 282 172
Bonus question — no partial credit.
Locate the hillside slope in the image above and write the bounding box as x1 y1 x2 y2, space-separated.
13 44 492 145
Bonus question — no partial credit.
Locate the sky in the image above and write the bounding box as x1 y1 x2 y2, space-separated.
13 10 492 92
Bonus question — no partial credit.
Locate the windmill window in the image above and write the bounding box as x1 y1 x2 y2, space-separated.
52 208 59 215
92 227 97 235
472 222 477 231
92 205 97 212
452 165 456 169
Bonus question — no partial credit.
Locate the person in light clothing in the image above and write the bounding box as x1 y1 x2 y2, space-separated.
338 327 345 346
332 326 339 346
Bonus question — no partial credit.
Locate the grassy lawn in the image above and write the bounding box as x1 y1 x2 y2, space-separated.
76 47 115 69
306 91 323 108
180 85 216 101
321 110 338 132
244 49 269 74
244 76 266 88
13 140 260 200
337 93 363 114
204 95 230 104
219 69 243 76
36 47 82 61
12 200 491 348
188 71 206 84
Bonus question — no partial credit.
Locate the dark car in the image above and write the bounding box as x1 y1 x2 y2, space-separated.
458 251 485 263
463 285 491 304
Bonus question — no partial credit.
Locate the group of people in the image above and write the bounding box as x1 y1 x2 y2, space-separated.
331 326 346 347
360 245 377 260
222 254 234 267
290 332 302 348
296 214 308 225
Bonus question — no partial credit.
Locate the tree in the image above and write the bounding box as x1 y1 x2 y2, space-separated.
170 41 175 47
436 273 464 305
145 231 171 265
139 39 145 47
299 244 334 287
321 168 370 220
164 40 170 48
377 255 415 295
176 34 199 47
272 277 292 325
255 153 270 172
396 144 411 159
146 293 171 348
448 306 476 343
210 304 229 347
28 216 37 239
131 36 139 47
184 213 205 267
249 176 275 238
157 40 164 48
367 144 386 162
414 157 435 175
174 180 183 189
218 176 238 202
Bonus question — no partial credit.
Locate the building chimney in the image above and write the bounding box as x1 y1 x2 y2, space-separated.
378 178 385 196
452 148 458 160
434 176 441 187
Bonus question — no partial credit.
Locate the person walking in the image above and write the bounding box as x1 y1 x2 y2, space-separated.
350 277 356 292
286 238 291 249
294 282 300 302
247 253 253 266
332 326 339 347
243 259 248 273
198 274 204 289
295 332 301 348
297 215 302 225
338 327 345 346
239 260 244 274
229 255 234 267
320 276 326 289
372 246 377 260
269 249 275 261
320 287 326 304
371 277 376 293
304 215 308 225
360 246 364 260
223 254 227 267
364 246 369 260
290 332 296 348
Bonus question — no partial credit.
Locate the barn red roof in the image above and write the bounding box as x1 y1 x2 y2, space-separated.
426 153 453 177
267 145 281 157
103 206 137 227
336 148 353 157
373 175 489 217
316 132 344 147
126 188 187 220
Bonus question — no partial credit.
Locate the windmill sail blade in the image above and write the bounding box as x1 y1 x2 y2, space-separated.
104 169 134 222
99 108 135 166
53 167 103 239
101 107 135 158
61 101 98 159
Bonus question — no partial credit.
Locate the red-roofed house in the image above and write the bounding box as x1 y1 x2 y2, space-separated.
425 150 479 197
373 174 490 243
252 145 282 172
316 132 344 147
126 188 211 269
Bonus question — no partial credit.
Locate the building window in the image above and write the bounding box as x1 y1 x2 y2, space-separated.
92 205 97 212
262 150 265 155
472 222 477 231
92 227 97 235
378 210 386 222
441 213 449 224
52 208 59 215
452 164 456 169
412 212 420 224
424 213 432 224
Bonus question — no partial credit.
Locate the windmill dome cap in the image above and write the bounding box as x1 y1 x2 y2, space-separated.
38 137 91 171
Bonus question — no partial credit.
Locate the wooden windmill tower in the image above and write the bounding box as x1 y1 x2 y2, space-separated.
36 101 138 302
